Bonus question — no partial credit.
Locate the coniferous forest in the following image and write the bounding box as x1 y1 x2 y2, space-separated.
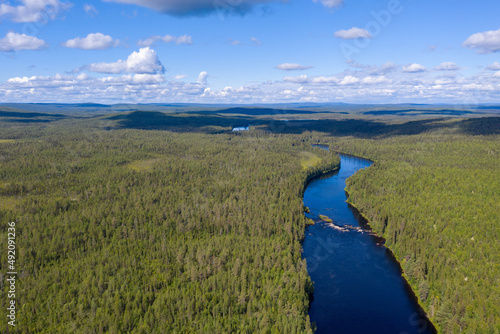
0 107 499 333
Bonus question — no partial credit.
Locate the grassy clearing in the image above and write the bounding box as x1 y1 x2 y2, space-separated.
0 139 16 144
0 196 20 210
299 151 321 170
126 158 161 172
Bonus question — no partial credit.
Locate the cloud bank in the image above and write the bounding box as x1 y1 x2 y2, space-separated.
2 55 500 104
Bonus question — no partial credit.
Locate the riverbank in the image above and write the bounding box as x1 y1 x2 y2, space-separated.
302 150 436 334
339 149 437 332
345 195 438 333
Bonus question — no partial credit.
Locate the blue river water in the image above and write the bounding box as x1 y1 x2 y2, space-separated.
302 152 435 334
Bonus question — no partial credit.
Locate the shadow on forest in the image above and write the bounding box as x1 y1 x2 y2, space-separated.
0 110 67 119
264 117 500 137
2 118 55 124
107 111 257 133
104 111 500 137
364 109 473 116
459 117 500 135
198 107 317 116
0 109 69 124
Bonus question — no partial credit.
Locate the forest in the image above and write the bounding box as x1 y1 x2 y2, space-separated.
0 107 498 333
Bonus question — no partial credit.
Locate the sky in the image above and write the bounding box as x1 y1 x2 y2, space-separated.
0 0 499 104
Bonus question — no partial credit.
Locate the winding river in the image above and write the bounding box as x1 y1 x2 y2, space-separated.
303 150 436 334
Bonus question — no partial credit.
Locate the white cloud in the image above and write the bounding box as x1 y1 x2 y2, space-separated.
361 76 390 84
102 0 282 16
0 0 70 23
62 33 120 50
463 28 500 54
435 62 460 71
486 62 500 71
312 76 339 84
369 62 398 75
3 60 500 104
0 32 48 52
76 73 88 80
84 4 99 16
312 0 343 8
340 75 359 85
197 71 208 85
138 34 193 47
402 63 426 73
276 63 313 71
131 74 165 84
87 47 165 74
283 75 309 83
334 27 372 40
250 37 261 46
174 74 187 80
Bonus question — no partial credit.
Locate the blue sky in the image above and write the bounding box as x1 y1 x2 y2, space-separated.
1 0 499 104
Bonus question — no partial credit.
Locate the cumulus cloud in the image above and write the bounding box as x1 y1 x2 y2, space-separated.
486 62 500 71
0 32 48 52
62 33 120 50
312 76 339 84
0 0 71 23
435 62 460 71
283 75 309 84
312 0 343 8
402 63 426 73
87 47 165 74
375 62 398 74
334 27 372 40
197 71 208 85
340 75 359 85
102 0 282 16
276 63 313 71
138 34 193 47
361 76 391 84
463 28 500 54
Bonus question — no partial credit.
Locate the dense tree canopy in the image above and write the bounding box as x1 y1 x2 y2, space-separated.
330 131 500 334
0 111 498 333
0 119 338 333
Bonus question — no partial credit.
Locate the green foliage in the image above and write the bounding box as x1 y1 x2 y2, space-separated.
0 123 338 333
318 215 333 223
335 130 500 333
1 111 498 334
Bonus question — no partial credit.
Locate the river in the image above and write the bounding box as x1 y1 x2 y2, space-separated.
302 151 436 334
